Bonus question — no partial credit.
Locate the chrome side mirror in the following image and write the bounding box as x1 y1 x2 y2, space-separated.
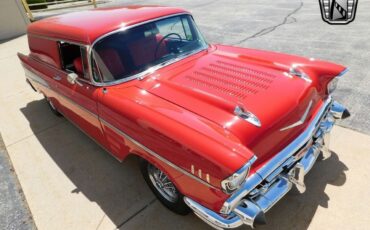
67 72 82 86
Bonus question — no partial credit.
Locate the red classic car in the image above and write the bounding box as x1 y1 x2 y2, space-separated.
18 5 350 229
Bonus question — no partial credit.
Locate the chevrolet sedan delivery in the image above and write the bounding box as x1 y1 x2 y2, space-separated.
18 6 350 229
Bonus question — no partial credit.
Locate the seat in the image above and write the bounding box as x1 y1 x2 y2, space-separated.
128 34 168 67
73 57 83 74
97 48 126 81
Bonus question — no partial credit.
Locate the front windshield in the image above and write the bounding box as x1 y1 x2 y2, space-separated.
92 14 208 82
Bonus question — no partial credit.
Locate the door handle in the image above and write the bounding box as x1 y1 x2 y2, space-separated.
53 75 62 81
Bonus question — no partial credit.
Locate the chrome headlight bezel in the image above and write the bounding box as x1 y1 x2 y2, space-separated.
327 77 339 94
327 68 348 94
221 156 257 194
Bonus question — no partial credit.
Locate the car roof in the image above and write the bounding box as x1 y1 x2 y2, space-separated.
28 5 188 44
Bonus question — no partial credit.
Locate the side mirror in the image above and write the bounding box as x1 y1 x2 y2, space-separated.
67 72 82 86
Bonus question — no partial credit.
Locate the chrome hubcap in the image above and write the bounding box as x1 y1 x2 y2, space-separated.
148 164 178 203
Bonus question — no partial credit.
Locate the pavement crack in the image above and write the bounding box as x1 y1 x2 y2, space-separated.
6 119 66 148
96 214 106 230
115 199 156 229
192 0 221 9
233 0 303 45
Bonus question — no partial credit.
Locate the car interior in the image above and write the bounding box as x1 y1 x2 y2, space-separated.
59 15 199 83
93 24 171 82
58 42 88 79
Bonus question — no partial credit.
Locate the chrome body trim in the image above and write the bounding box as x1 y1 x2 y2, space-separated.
24 67 49 88
184 197 243 230
185 99 348 229
337 67 349 77
280 100 313 131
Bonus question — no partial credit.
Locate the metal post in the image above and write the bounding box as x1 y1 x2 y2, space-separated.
20 0 34 21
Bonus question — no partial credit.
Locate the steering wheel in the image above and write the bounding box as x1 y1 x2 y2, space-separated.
154 33 182 59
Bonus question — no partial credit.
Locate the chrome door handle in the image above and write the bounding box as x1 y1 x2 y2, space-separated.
53 75 61 81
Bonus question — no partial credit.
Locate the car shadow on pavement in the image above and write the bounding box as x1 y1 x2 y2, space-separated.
21 98 348 230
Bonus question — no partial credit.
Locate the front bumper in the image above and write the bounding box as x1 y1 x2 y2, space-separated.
184 98 349 229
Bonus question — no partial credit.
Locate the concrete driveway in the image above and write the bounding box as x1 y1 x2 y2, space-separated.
1 0 370 229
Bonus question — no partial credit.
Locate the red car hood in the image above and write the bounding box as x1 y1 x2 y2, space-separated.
140 45 345 166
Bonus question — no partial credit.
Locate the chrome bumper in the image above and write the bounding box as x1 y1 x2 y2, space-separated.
184 99 349 230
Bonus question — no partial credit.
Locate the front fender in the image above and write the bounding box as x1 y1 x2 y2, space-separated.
98 86 253 212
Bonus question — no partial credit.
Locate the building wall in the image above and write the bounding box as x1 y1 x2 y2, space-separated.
0 0 29 41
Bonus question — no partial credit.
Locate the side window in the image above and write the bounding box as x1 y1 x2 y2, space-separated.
58 41 90 80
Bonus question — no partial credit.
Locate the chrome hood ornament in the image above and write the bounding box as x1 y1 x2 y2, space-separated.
280 100 313 131
234 106 261 127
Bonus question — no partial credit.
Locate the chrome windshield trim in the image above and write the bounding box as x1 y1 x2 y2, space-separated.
90 47 207 87
221 97 333 214
89 12 209 87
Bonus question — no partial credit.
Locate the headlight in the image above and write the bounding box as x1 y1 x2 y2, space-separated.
327 77 339 94
327 68 348 94
221 156 257 194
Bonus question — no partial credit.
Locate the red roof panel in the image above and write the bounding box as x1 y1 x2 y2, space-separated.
28 5 188 44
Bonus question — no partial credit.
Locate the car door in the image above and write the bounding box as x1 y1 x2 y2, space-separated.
54 41 105 144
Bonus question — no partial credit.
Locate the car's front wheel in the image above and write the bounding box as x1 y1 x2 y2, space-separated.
140 159 190 215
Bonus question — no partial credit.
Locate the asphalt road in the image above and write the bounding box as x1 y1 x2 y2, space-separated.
0 134 35 230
